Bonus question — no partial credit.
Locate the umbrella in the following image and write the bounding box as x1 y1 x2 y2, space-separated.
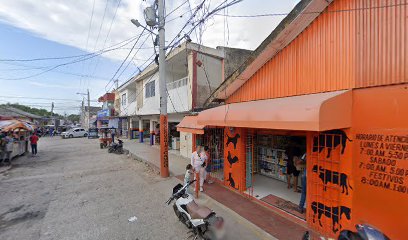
0 119 34 132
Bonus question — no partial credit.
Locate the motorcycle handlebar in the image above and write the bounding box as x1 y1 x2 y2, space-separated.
165 180 197 205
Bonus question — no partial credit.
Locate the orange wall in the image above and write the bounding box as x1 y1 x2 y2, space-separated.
350 84 408 240
227 0 407 103
224 127 246 192
307 129 354 238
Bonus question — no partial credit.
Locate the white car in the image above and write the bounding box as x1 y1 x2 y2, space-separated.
61 128 88 138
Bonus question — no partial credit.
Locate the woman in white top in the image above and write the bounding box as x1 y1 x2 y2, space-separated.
191 145 205 192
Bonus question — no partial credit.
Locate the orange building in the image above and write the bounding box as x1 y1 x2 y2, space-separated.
178 0 408 238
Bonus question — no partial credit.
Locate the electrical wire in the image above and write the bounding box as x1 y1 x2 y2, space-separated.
165 0 189 18
0 36 141 81
0 34 142 63
0 96 98 102
104 29 147 91
215 2 408 18
115 34 151 84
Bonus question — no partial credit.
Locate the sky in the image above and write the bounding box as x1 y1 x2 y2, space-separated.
0 0 300 114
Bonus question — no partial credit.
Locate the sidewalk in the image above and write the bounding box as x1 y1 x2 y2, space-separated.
123 139 188 176
123 139 313 239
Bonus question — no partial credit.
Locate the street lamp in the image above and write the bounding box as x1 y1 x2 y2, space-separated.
77 89 90 130
130 19 157 36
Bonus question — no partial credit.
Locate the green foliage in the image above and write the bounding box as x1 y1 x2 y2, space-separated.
1 103 62 118
67 114 80 122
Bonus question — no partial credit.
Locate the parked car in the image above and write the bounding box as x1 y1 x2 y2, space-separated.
61 128 88 138
88 127 99 139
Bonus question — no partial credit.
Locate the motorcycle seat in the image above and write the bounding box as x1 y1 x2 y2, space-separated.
186 201 212 219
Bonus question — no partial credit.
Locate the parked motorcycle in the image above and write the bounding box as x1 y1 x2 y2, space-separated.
108 139 124 154
166 180 225 240
338 224 390 240
302 224 389 240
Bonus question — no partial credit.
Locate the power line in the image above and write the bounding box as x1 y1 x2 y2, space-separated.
165 0 189 18
0 34 142 63
87 0 123 90
0 37 140 81
104 29 147 91
115 34 151 84
80 0 96 92
0 96 98 102
215 2 408 18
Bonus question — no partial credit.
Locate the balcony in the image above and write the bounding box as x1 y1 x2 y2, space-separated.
167 77 189 113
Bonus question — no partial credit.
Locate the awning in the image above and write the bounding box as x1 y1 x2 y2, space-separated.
177 116 205 134
197 90 352 131
0 119 35 132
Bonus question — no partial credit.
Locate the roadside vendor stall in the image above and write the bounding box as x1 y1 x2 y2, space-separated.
0 119 34 158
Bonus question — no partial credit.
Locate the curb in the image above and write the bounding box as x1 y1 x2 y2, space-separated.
124 147 178 176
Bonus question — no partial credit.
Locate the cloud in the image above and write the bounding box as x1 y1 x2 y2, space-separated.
0 0 300 63
28 81 77 89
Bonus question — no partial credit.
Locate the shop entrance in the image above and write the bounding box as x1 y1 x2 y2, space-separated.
246 131 306 218
196 128 225 181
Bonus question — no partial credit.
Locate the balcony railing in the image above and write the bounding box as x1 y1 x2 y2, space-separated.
167 77 188 90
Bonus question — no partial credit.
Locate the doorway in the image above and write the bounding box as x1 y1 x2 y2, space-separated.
246 131 307 218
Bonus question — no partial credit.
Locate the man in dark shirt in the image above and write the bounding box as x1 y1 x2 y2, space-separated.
286 145 301 192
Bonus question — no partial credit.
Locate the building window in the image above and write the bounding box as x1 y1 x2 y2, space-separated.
122 93 127 106
145 80 155 98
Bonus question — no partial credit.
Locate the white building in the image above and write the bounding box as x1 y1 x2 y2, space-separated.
115 42 251 158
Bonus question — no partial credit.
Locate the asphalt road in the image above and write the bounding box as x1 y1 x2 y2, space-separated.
0 137 275 240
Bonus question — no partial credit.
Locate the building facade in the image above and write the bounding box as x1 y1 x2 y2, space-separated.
178 0 407 239
115 42 251 158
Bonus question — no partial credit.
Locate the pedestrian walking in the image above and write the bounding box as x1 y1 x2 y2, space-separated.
191 145 204 192
111 129 115 143
30 132 39 156
184 164 193 194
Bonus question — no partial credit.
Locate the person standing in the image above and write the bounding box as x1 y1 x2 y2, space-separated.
298 153 307 214
184 164 194 195
286 145 301 192
191 145 204 192
111 129 115 143
2 133 13 165
202 146 214 184
29 132 39 156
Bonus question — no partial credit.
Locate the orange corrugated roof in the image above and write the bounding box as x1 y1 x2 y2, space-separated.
197 90 352 131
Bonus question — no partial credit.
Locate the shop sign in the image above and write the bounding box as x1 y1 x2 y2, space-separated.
356 133 408 194
97 109 110 118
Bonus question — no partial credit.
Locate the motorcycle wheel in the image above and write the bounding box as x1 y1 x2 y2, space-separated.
100 143 103 149
108 148 113 153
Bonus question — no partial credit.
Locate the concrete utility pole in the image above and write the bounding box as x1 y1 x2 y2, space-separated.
158 0 169 177
87 89 90 129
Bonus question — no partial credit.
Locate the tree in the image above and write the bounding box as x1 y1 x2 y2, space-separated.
1 103 62 117
67 114 80 123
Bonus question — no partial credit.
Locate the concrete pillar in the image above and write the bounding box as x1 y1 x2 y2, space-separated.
150 119 154 145
139 119 143 143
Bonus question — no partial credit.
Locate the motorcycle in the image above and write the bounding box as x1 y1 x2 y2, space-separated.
166 180 225 240
302 224 389 240
338 224 390 240
108 139 124 154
